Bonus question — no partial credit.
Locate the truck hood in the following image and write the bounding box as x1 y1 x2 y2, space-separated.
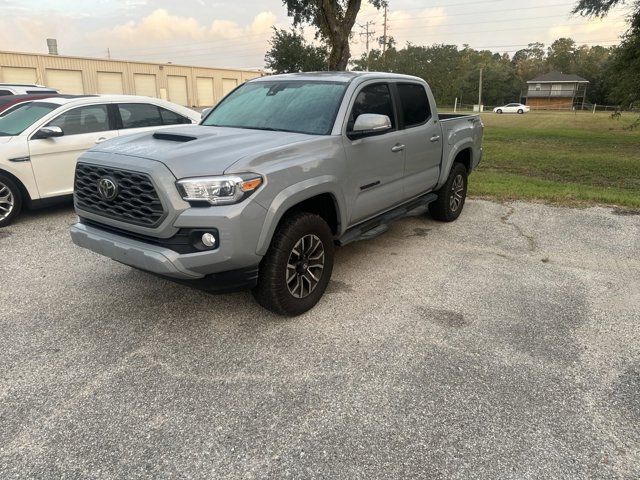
90 125 315 179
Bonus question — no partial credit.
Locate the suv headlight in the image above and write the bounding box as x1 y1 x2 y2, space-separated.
176 174 263 205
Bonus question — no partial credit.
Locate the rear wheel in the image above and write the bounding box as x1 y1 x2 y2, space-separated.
428 163 468 222
0 174 22 228
252 212 334 316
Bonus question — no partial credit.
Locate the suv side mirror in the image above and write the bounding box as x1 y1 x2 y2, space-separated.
201 108 212 120
348 114 392 140
33 126 64 139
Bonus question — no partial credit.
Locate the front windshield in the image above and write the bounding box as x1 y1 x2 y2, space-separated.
203 81 347 135
0 102 58 136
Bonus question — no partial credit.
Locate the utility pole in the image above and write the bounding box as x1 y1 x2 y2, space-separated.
382 3 388 55
358 21 376 71
478 67 483 112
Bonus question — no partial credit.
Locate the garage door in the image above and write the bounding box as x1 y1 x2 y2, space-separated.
97 72 124 94
134 74 157 97
2 66 38 84
46 69 84 94
222 78 238 97
167 75 188 106
196 77 214 107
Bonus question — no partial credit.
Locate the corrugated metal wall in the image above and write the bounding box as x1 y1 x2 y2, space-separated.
0 51 262 107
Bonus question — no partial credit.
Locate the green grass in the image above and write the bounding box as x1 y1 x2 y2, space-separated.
466 111 640 209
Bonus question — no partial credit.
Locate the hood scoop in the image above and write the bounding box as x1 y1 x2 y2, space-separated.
152 132 197 143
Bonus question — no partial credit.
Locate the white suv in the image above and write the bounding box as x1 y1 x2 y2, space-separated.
0 84 59 96
0 95 200 226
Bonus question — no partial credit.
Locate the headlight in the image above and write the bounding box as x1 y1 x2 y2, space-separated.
176 174 263 205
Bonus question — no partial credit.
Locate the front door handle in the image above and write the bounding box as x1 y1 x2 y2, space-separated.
391 144 405 153
95 137 108 144
430 135 441 143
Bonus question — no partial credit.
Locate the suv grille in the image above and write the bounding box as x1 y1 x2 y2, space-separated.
74 163 166 228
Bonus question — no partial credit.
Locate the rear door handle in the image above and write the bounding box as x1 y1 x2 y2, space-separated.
95 137 108 144
391 144 405 153
430 135 441 143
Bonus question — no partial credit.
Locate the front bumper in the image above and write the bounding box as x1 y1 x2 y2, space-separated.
70 221 261 286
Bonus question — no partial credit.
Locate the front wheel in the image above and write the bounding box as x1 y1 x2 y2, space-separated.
253 212 334 316
496 109 503 114
517 109 524 114
428 163 468 222
0 174 22 228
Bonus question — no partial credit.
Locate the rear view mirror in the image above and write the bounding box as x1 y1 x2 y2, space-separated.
349 114 392 139
33 126 64 139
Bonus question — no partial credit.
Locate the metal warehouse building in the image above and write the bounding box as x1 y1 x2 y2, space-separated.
0 50 262 107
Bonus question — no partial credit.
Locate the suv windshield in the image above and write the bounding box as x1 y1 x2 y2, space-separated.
0 102 58 136
203 81 347 135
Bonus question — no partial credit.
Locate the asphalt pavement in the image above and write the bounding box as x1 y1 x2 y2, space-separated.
0 199 638 479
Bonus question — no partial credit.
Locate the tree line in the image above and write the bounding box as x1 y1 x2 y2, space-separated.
266 0 639 108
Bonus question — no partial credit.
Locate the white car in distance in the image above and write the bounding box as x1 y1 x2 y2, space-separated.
493 103 530 114
0 95 200 227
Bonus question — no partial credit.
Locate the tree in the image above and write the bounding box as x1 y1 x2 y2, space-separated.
574 0 640 106
547 38 577 72
282 0 386 70
265 28 328 73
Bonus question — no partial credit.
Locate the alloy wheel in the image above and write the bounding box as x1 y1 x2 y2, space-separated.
449 174 465 212
0 181 14 222
286 234 325 299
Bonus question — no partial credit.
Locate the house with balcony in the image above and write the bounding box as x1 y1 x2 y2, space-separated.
526 71 589 110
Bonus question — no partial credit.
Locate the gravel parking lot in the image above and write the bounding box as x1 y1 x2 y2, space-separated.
0 199 638 479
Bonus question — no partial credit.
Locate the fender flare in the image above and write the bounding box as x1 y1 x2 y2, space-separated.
255 175 346 256
436 137 475 189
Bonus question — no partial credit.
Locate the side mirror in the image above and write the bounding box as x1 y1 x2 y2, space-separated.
33 126 64 139
348 114 392 139
201 108 212 120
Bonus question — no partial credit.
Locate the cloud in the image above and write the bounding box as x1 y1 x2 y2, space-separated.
107 9 208 41
548 15 628 44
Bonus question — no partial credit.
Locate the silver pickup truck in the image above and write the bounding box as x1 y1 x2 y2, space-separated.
70 72 483 315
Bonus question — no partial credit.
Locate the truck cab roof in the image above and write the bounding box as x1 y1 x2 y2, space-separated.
250 71 426 84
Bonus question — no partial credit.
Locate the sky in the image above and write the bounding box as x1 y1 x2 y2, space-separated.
0 0 632 70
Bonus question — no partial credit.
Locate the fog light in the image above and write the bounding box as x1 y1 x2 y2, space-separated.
201 233 217 248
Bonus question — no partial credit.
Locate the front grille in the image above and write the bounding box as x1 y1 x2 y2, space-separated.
74 163 166 228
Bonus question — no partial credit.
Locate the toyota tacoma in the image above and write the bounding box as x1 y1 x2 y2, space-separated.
70 72 483 316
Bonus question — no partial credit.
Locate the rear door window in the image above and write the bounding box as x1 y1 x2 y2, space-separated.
396 83 430 128
118 103 163 129
0 90 13 96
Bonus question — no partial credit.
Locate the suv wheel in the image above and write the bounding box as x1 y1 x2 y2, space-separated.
0 174 22 228
253 212 334 316
428 163 468 222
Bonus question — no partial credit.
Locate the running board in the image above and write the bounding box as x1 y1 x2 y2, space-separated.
337 193 438 246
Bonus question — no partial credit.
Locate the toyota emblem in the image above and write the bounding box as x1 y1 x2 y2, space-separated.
97 177 118 201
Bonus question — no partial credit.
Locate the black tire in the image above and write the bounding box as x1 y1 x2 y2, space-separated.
496 109 502 114
428 163 468 222
252 212 334 316
517 109 524 114
0 174 22 228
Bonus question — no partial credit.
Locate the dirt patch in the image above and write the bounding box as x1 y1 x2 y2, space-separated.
417 306 469 328
611 208 640 216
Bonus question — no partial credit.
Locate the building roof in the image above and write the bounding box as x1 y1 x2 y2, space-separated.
527 71 589 83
